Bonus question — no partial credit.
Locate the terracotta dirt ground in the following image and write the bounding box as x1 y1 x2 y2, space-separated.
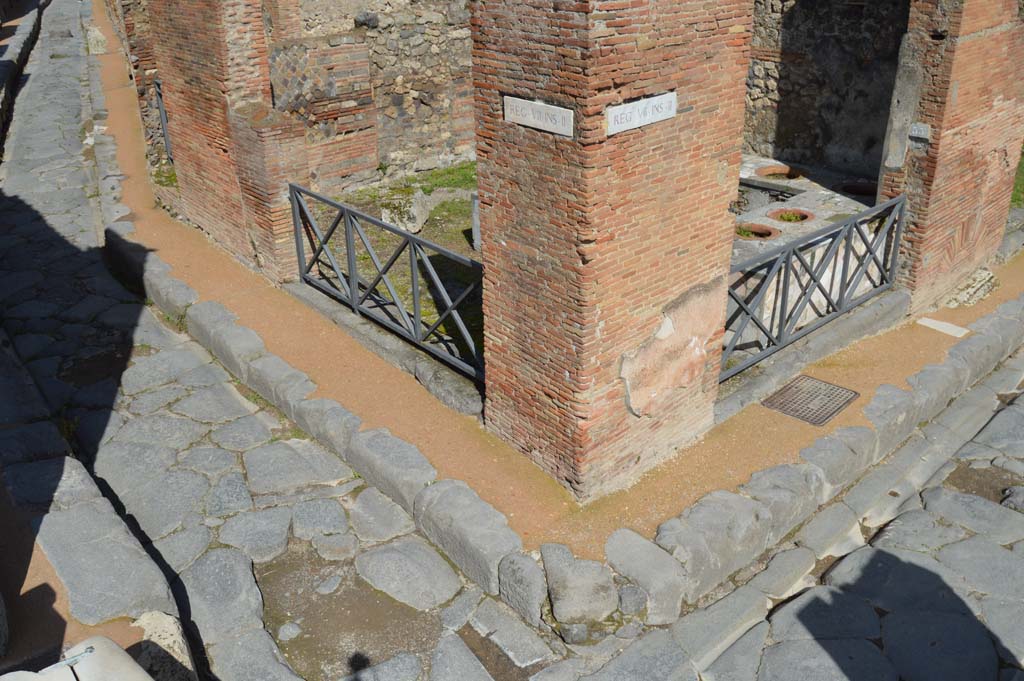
90 0 1024 560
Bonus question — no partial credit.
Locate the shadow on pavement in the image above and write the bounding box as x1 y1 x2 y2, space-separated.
781 547 1012 680
0 190 195 679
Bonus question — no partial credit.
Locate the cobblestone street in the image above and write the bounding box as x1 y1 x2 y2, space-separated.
1 1 1024 680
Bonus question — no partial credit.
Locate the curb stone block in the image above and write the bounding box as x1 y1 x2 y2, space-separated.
204 324 267 383
185 301 237 350
970 315 1024 362
35 498 177 625
670 585 768 671
747 547 816 599
294 398 362 457
246 354 316 420
607 529 691 625
949 333 1006 388
863 384 919 456
831 426 880 466
702 620 768 681
798 436 865 498
740 464 826 542
680 491 773 589
414 479 522 594
981 366 1024 395
934 386 1000 439
499 552 547 627
796 503 864 559
653 517 718 602
0 421 70 465
907 364 962 424
143 267 197 319
540 543 618 625
350 429 437 513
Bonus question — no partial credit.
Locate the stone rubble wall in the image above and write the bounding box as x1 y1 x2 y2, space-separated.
744 0 910 178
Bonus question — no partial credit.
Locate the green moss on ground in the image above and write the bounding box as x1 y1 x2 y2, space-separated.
1012 146 1023 209
153 163 178 188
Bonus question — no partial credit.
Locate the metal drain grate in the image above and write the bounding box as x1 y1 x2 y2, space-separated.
762 375 859 426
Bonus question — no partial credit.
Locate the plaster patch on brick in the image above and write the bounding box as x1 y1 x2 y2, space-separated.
620 278 726 418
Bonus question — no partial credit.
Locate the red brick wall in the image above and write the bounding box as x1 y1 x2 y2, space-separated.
148 0 303 280
884 0 1024 307
475 0 751 498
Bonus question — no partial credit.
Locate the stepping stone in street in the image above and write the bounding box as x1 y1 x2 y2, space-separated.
355 536 460 611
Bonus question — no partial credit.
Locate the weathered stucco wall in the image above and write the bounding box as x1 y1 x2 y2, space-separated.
745 0 911 178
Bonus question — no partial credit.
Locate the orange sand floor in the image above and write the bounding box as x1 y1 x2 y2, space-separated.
90 0 1024 559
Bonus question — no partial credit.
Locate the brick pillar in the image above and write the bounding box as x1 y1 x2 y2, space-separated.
881 0 1024 308
149 0 304 280
474 1 751 498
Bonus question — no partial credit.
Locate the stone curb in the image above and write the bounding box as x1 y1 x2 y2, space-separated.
102 209 1024 639
284 281 484 417
85 5 1024 660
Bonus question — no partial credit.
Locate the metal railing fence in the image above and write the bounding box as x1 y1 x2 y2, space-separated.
721 196 907 381
290 184 484 380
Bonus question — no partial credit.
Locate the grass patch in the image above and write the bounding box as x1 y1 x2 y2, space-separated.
827 213 856 223
234 381 276 413
308 165 483 365
153 163 178 188
775 210 809 223
160 311 186 333
1012 146 1024 209
271 425 308 443
736 227 756 238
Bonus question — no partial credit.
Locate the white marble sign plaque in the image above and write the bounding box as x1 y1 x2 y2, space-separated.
606 92 678 136
503 96 574 137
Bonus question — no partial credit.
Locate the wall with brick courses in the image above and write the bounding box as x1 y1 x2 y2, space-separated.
148 0 300 281
882 0 1024 308
745 0 911 178
475 0 752 498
